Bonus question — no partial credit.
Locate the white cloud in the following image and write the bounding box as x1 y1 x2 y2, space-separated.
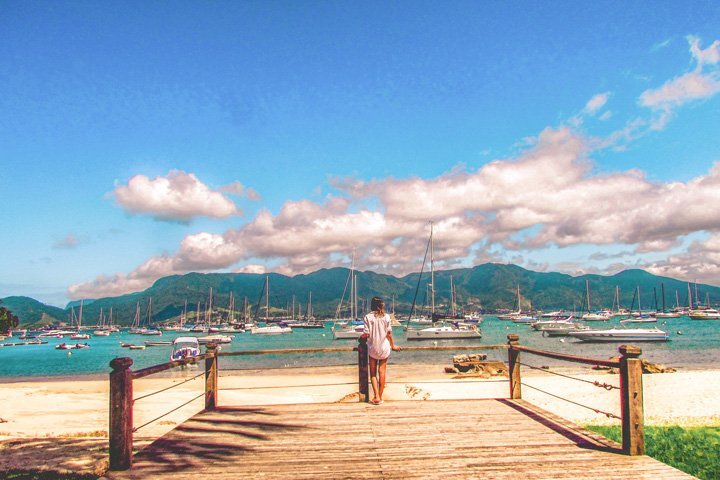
220 181 262 201
585 92 610 114
639 36 720 111
639 71 720 109
113 170 241 222
645 233 720 285
688 35 720 66
71 126 720 298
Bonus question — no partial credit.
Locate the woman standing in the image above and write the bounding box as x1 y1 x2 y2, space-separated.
363 296 400 405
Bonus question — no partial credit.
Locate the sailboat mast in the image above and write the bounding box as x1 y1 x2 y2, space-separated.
661 283 666 313
430 222 435 317
450 275 455 316
79 300 84 328
265 275 269 321
585 280 591 312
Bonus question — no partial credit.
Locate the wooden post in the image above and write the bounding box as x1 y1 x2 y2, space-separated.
205 343 219 411
357 336 369 403
619 344 644 455
109 357 134 471
507 334 521 400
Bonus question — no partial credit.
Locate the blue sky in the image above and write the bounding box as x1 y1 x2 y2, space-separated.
1 2 720 307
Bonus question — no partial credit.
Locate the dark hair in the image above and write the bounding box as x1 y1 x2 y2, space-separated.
371 296 385 313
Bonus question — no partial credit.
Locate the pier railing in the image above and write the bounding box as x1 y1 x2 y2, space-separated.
506 333 644 455
109 335 645 470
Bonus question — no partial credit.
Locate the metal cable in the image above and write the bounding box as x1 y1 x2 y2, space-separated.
518 362 619 391
133 371 205 403
132 392 205 432
520 382 621 419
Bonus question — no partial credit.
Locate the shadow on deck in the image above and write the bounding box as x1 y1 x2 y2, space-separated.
103 399 692 480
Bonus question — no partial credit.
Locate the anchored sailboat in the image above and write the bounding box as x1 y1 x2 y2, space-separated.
406 223 481 340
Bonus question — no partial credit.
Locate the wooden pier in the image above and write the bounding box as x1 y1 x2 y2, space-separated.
104 337 694 478
104 398 691 479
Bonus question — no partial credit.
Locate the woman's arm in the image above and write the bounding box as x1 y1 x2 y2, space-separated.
387 320 400 351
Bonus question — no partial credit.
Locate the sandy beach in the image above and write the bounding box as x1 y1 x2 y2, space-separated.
1 364 719 476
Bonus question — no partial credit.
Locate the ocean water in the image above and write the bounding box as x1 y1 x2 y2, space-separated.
0 316 718 379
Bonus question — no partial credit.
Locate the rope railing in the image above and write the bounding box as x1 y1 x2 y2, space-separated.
507 334 645 456
220 381 357 391
219 362 358 372
133 371 205 403
520 382 621 419
132 392 205 433
517 361 619 391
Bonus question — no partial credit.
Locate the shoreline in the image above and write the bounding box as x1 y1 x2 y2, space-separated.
1 358 717 384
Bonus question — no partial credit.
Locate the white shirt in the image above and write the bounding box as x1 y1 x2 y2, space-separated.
363 312 392 360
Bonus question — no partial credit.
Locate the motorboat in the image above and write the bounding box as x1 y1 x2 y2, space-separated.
170 337 201 361
70 333 90 340
332 324 364 339
55 342 90 350
581 311 612 321
251 324 292 335
568 327 669 342
93 330 111 336
689 308 720 320
620 315 658 324
511 314 537 324
406 323 481 340
530 316 575 331
145 340 172 346
541 323 590 337
197 334 234 344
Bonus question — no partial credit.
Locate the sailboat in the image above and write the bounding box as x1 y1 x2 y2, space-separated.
251 276 292 334
496 286 522 320
333 254 365 339
655 283 680 318
581 280 611 321
406 223 481 340
291 292 324 328
128 302 145 334
621 286 657 324
141 298 163 335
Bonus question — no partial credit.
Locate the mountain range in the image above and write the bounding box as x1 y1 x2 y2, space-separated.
2 263 719 326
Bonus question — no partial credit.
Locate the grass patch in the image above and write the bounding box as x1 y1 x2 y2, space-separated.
586 424 720 480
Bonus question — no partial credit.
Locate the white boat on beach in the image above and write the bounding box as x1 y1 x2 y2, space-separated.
170 337 201 361
568 327 669 342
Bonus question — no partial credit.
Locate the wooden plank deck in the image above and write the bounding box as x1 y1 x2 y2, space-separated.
104 399 693 480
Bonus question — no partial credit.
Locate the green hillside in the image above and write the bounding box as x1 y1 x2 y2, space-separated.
1 296 67 326
3 264 719 326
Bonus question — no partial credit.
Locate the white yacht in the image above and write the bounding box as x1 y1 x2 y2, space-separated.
569 327 669 342
406 323 481 340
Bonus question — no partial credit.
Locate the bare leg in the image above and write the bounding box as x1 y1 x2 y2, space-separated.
378 358 388 401
369 356 379 403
